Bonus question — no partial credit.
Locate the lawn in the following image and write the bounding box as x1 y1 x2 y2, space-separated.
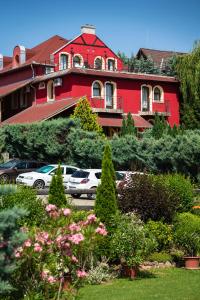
78 268 200 300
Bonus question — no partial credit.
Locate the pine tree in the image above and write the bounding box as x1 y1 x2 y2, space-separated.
121 113 137 136
94 143 118 229
0 207 27 295
48 163 69 207
72 97 103 134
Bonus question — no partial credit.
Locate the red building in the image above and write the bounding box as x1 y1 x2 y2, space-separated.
0 25 180 135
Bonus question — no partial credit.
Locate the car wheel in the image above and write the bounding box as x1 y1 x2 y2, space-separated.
33 179 45 189
87 187 97 200
0 174 9 183
71 194 81 198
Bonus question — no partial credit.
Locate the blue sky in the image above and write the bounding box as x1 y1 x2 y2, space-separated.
1 0 200 57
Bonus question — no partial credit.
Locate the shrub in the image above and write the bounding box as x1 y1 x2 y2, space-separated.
111 213 156 268
173 213 200 256
0 186 46 226
145 220 173 251
86 261 117 285
118 174 179 223
0 207 27 296
147 252 172 263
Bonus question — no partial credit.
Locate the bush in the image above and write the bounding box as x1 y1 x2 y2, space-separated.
118 174 179 223
173 213 200 256
145 220 172 251
147 252 172 263
0 186 46 226
86 261 117 285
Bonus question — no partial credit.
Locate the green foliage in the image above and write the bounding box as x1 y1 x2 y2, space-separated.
95 143 118 229
0 207 27 295
145 220 173 251
173 212 200 256
151 113 168 139
0 186 46 226
147 252 172 263
48 163 69 208
72 97 103 134
0 118 77 162
86 261 116 285
176 41 200 129
121 113 137 136
111 213 156 267
118 174 180 223
0 184 17 196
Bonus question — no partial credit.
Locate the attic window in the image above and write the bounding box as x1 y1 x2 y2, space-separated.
60 54 69 70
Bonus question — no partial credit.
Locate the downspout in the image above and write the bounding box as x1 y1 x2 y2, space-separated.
30 63 36 105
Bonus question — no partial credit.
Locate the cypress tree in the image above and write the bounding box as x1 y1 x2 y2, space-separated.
48 163 69 207
94 143 118 229
121 112 137 136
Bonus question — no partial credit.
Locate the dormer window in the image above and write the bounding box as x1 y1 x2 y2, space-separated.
73 55 83 67
107 58 115 71
60 53 69 70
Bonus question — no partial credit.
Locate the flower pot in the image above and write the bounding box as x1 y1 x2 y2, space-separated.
184 257 200 270
62 274 72 291
123 265 137 279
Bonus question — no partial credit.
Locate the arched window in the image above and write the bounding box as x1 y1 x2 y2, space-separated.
92 81 101 97
73 55 83 67
94 58 102 70
47 80 55 101
60 53 69 70
105 82 116 108
153 86 163 102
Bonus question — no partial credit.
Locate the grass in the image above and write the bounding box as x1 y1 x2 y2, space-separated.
78 268 200 300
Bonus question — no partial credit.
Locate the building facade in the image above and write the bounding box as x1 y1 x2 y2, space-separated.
0 25 180 134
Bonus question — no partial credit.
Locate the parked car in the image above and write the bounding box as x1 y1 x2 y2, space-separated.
67 169 124 199
16 164 79 189
0 159 47 182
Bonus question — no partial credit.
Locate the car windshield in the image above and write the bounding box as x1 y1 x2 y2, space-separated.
71 170 89 178
36 165 55 174
0 159 18 169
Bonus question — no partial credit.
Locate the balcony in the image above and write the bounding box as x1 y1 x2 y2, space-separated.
91 96 124 114
139 100 171 117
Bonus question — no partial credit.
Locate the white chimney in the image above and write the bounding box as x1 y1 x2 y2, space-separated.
0 54 3 70
81 24 96 35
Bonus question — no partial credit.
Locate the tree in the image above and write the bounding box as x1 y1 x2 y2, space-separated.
121 113 137 136
48 163 69 207
72 97 103 134
0 207 27 295
151 113 168 139
176 41 200 129
94 143 118 229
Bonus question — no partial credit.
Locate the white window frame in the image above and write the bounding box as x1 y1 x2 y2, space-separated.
141 84 152 112
153 85 164 103
104 81 117 109
94 56 105 70
59 52 71 70
38 82 45 90
106 57 117 71
91 80 104 98
73 54 84 68
47 80 55 102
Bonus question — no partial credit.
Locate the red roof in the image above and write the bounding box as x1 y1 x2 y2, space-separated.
1 98 79 125
0 79 33 98
98 115 152 128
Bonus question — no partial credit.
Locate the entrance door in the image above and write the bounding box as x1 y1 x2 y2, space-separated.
142 86 150 111
105 83 114 108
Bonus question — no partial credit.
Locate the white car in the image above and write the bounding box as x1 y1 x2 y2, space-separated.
67 169 124 199
16 164 79 189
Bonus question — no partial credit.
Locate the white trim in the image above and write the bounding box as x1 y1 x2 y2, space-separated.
47 80 55 102
94 56 105 70
91 80 104 98
73 54 84 67
153 85 164 103
59 52 71 70
38 82 45 90
106 57 117 71
105 81 117 109
141 84 152 112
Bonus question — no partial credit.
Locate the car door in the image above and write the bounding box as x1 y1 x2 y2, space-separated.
14 161 28 179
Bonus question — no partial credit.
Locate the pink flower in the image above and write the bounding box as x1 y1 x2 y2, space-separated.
15 251 21 258
62 208 71 216
45 204 57 212
36 232 49 244
87 214 97 223
49 211 60 219
71 255 78 263
47 275 57 283
41 270 49 280
69 223 81 232
68 233 84 244
34 243 43 252
76 270 88 278
95 227 107 236
24 239 32 247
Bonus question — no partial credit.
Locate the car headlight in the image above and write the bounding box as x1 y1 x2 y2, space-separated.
24 176 33 180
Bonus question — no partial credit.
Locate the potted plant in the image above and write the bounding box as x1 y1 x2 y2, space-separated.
173 213 200 269
111 213 156 279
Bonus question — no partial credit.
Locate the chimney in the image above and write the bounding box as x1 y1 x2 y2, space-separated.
81 24 96 35
0 54 3 70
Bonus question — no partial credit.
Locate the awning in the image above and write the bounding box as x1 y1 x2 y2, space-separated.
98 115 152 128
1 98 79 125
0 79 33 98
